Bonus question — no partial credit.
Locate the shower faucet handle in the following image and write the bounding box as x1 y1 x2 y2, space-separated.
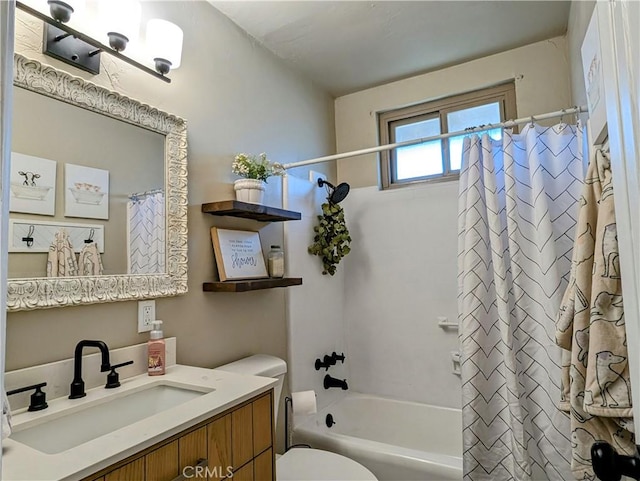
331 352 345 363
315 355 336 371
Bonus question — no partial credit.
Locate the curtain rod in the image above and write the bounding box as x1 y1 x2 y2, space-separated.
129 188 164 200
283 105 587 170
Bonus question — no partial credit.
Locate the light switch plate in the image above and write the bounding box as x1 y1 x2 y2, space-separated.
138 300 155 333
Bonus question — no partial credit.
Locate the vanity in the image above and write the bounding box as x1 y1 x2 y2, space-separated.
84 388 274 481
3 358 276 480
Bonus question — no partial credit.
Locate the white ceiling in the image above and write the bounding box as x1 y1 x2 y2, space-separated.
210 1 571 97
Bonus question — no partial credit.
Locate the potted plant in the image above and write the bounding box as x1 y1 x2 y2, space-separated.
232 153 285 204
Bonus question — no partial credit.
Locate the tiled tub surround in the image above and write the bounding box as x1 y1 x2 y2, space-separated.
3 340 277 480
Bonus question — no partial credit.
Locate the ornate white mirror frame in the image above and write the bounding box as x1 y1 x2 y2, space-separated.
7 54 188 311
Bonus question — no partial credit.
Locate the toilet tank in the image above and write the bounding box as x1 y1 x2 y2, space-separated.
215 354 287 422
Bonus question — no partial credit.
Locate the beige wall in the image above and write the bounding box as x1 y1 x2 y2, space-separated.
7 1 336 378
335 36 572 187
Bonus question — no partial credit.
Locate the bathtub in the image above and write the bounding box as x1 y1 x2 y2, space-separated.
293 393 462 480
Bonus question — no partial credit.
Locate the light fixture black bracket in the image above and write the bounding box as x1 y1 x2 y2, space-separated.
16 0 171 83
44 23 101 75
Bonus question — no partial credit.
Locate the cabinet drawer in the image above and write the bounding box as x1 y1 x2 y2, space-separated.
252 392 273 456
145 441 179 481
254 448 274 481
179 427 208 472
232 404 254 468
208 414 232 481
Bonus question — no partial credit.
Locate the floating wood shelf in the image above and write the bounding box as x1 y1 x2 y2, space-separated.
201 200 301 222
203 278 303 292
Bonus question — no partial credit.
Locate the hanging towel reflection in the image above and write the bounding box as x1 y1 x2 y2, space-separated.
78 242 104 276
46 229 79 277
127 190 166 274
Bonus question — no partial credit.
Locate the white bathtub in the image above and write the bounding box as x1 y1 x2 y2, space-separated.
293 393 462 480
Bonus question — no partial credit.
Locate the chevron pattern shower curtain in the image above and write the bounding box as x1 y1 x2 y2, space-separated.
457 124 583 480
127 191 166 274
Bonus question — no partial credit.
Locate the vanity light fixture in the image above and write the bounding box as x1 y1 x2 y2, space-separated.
146 19 184 76
99 0 142 52
46 0 81 23
16 0 181 83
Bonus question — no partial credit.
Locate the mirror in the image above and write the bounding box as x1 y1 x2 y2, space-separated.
9 87 165 277
7 54 188 311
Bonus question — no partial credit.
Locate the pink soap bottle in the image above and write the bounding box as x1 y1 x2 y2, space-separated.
148 320 165 376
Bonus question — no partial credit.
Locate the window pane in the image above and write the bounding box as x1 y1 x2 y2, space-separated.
393 117 442 180
447 103 502 171
449 128 502 171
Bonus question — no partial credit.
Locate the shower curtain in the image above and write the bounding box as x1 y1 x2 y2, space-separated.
458 123 583 480
127 191 165 274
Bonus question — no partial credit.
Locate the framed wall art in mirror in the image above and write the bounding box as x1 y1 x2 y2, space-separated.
7 54 188 311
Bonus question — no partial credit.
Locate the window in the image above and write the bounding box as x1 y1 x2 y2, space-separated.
378 83 517 188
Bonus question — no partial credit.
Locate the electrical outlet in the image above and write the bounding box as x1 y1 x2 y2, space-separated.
138 300 155 333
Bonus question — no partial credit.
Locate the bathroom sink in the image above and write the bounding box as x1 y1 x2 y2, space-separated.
10 383 210 454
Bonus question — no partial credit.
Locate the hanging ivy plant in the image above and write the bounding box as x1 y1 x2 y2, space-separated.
308 202 351 276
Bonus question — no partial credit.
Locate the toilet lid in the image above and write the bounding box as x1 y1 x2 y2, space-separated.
277 448 378 481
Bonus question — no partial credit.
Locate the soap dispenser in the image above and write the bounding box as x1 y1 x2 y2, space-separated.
148 320 165 376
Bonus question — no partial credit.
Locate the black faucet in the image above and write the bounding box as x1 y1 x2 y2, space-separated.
7 382 48 411
105 360 134 389
324 374 348 390
69 340 111 399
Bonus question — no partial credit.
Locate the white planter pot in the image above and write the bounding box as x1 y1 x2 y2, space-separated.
234 179 266 204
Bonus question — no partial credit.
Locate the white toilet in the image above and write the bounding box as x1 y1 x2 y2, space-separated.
216 355 378 481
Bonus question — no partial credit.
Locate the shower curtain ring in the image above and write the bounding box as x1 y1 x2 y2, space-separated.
529 115 535 127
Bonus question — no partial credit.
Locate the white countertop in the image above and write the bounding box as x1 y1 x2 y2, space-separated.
2 365 277 481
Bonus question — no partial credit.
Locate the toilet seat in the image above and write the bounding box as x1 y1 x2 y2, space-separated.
276 448 378 481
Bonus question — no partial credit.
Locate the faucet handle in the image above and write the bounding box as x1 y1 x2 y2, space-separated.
331 352 345 363
105 360 134 389
7 382 48 411
315 355 338 371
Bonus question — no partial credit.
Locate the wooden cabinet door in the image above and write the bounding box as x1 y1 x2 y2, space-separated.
232 404 253 469
252 393 272 456
208 414 232 481
231 461 254 481
145 440 179 481
179 426 207 472
104 458 144 481
254 448 273 481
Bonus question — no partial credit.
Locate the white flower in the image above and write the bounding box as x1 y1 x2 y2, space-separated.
232 152 286 182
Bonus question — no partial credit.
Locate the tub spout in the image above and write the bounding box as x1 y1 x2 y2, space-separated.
324 374 348 390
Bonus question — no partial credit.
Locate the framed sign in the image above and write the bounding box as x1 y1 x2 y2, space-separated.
65 163 110 220
10 152 57 216
210 228 268 281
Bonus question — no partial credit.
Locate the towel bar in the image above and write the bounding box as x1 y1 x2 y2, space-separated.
437 317 459 329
